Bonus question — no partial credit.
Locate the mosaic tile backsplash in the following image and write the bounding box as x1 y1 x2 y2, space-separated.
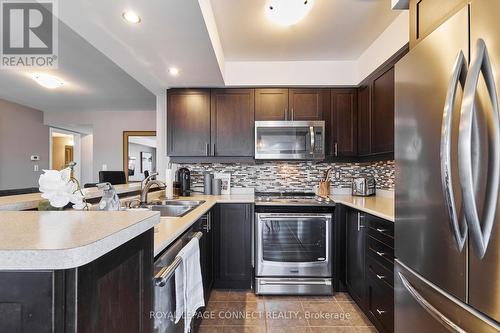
177 160 395 192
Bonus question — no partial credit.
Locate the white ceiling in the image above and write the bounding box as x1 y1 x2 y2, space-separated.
0 21 156 113
210 0 400 61
57 0 225 94
0 0 405 114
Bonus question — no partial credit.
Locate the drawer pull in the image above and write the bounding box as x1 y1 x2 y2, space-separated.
376 228 389 233
376 309 387 315
376 251 386 257
376 274 386 280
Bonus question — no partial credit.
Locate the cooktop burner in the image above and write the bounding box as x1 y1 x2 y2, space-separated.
255 192 333 206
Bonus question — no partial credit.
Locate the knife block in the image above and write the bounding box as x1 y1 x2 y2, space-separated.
318 180 330 197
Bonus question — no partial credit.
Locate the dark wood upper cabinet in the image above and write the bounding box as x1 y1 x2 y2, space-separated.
330 89 357 157
211 89 255 156
356 45 408 157
288 88 324 120
357 86 371 156
371 67 395 154
255 88 288 121
167 89 211 157
255 88 325 121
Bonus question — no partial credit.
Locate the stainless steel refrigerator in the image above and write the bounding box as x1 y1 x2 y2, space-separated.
395 1 500 332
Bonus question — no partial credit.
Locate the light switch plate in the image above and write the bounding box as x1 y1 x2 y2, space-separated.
391 0 409 10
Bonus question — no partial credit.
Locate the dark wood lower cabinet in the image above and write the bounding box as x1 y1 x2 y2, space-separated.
214 204 253 289
343 206 394 333
77 230 153 333
0 271 61 333
0 229 154 333
345 209 366 307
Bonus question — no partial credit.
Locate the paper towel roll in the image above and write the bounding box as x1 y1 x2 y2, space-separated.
165 168 174 199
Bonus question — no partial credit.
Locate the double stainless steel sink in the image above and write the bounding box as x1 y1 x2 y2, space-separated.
141 200 205 217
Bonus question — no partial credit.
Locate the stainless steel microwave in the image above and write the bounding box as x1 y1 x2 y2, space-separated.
254 121 325 160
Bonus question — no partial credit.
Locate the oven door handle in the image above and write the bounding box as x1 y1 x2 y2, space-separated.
258 215 332 221
259 279 332 286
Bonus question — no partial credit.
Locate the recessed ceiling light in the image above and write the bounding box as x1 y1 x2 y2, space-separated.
266 0 314 26
122 10 141 24
31 73 64 89
169 67 180 76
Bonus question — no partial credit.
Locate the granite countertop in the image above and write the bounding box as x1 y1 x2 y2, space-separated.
0 186 393 270
0 183 143 211
330 192 395 222
152 193 255 256
0 210 160 270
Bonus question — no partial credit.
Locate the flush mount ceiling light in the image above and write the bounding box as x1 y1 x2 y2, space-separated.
266 0 314 26
122 10 141 24
169 67 180 76
31 73 64 89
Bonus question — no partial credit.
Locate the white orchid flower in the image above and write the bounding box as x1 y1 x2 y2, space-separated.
38 168 86 210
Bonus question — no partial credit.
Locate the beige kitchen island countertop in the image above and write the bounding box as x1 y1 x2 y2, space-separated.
330 193 395 222
0 183 143 211
153 193 255 256
0 210 160 270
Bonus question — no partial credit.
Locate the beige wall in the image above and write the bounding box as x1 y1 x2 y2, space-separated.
44 110 156 183
0 99 49 190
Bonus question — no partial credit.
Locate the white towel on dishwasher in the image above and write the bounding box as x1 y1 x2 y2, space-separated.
174 237 205 333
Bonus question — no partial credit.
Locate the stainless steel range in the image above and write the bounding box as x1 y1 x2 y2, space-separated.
254 192 335 295
255 192 333 206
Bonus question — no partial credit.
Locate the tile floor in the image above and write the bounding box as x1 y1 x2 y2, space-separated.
198 290 378 333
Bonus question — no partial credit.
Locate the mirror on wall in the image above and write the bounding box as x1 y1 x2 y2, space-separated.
123 131 157 183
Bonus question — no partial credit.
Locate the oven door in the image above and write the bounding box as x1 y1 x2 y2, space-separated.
256 213 332 277
254 121 325 160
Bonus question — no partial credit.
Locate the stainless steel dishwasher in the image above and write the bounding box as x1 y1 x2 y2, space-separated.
153 221 204 333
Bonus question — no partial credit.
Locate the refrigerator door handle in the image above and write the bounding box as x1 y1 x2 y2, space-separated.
459 39 500 259
398 272 467 333
440 50 468 252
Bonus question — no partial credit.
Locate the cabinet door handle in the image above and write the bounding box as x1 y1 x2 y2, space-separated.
291 108 294 120
203 213 210 232
334 142 338 156
310 126 315 154
251 209 255 268
357 213 365 231
205 143 209 156
376 309 387 315
376 274 385 280
208 212 212 231
284 108 288 120
212 143 216 156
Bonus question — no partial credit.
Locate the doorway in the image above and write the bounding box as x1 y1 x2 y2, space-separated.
49 128 81 182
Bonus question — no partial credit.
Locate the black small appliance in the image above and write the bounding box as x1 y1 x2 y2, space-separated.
176 168 191 196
